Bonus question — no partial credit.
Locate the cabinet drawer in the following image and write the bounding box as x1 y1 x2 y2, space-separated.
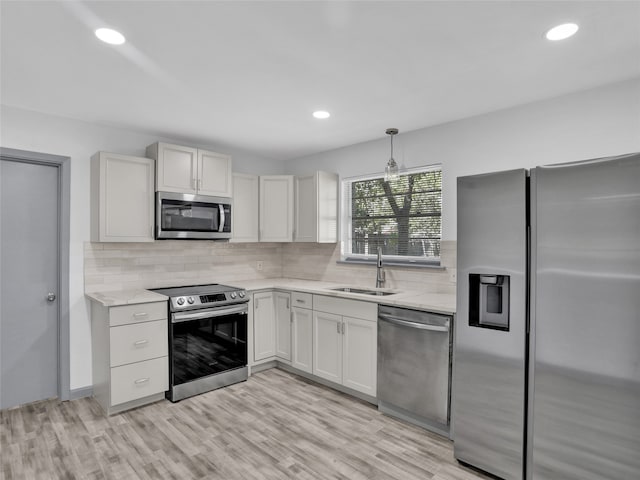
110 357 168 406
109 302 167 327
291 292 313 309
110 320 168 367
313 295 377 321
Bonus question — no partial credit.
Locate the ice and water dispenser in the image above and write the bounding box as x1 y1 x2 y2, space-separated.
469 274 510 331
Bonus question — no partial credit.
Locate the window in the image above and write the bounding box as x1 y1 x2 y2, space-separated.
341 165 442 266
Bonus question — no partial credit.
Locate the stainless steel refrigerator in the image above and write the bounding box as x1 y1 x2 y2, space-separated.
452 153 640 480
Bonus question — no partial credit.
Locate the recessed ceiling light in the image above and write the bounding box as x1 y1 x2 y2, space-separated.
313 110 330 119
95 28 126 45
545 23 579 41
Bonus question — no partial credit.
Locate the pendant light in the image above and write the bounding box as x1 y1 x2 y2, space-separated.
384 128 399 181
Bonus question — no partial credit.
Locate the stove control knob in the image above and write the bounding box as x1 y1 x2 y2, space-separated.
238 291 245 298
176 297 185 306
230 292 237 299
187 296 195 304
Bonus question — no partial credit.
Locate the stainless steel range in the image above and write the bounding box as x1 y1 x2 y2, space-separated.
150 284 248 402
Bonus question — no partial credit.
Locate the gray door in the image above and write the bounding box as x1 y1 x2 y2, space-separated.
1 159 59 409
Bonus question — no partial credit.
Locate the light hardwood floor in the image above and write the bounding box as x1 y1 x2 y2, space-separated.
1 368 491 480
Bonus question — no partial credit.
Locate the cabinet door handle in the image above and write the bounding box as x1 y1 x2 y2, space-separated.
134 377 150 385
286 298 290 309
337 322 340 334
133 339 148 347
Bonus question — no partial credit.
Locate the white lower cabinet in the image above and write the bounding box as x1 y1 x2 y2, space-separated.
110 357 168 407
341 316 377 396
250 290 378 398
253 291 291 363
90 300 168 415
291 291 313 373
312 295 378 396
313 310 343 383
275 292 292 361
253 292 276 362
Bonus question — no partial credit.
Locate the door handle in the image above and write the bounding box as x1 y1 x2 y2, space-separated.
378 313 450 332
218 204 225 232
46 292 56 302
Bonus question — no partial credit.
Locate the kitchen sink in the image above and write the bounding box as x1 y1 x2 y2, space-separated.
329 287 397 296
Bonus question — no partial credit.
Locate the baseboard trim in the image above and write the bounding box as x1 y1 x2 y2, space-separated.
276 362 378 405
250 360 278 374
69 386 93 400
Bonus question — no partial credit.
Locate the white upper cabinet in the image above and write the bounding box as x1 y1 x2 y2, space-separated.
231 173 259 242
147 142 197 194
147 142 232 197
198 149 233 197
90 151 155 242
295 171 338 243
259 175 294 242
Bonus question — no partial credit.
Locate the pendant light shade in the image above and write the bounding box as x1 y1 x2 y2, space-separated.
384 128 399 182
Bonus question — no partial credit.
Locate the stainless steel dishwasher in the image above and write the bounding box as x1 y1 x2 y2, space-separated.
377 305 452 437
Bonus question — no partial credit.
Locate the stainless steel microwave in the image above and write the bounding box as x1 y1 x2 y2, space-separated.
156 192 231 240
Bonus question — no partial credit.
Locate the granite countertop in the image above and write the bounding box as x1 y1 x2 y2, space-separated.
85 289 168 307
86 278 456 314
225 278 456 314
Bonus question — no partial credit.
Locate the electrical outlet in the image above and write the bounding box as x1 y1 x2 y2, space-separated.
257 261 264 271
449 269 457 283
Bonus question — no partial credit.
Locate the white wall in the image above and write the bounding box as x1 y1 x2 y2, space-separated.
286 78 640 240
0 106 282 390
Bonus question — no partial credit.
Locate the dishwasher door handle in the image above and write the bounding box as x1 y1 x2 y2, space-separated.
379 313 449 332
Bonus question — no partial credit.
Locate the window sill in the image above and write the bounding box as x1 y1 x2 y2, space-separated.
337 259 444 270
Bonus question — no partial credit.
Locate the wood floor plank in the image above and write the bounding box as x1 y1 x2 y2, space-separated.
1 368 491 480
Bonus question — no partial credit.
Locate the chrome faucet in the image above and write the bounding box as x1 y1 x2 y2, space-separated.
376 246 386 288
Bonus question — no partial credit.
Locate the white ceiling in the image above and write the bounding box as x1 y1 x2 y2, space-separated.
1 1 639 161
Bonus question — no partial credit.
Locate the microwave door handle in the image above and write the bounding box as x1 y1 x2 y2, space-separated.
218 204 225 232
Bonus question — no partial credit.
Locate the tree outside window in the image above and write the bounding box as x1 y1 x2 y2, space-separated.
343 166 442 264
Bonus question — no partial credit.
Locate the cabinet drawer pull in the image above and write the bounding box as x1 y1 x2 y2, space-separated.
133 312 148 318
296 299 305 303
134 377 150 385
133 339 149 347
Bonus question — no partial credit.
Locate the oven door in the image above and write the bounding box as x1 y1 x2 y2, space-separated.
169 303 248 393
156 191 231 239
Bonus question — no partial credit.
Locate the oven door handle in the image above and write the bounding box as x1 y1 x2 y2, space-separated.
172 304 248 323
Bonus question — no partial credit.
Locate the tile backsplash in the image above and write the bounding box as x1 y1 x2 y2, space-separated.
84 240 456 294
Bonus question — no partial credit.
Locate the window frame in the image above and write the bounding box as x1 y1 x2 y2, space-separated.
340 164 442 267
